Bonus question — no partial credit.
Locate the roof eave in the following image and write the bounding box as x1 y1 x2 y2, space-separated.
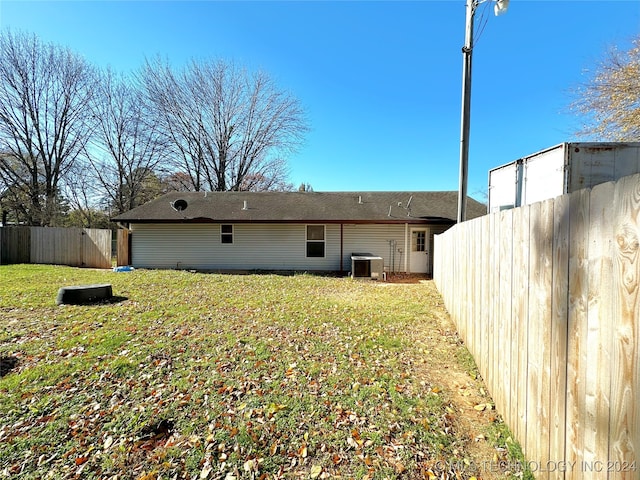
110 217 445 225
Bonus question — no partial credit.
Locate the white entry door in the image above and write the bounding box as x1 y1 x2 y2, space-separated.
410 228 429 274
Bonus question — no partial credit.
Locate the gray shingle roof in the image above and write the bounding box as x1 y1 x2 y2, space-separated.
111 191 487 224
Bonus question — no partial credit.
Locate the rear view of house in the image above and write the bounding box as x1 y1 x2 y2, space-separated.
112 191 486 276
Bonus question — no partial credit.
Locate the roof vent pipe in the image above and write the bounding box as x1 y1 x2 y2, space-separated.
242 200 248 210
358 196 362 204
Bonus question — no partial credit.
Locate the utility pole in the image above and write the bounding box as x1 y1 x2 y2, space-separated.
457 0 508 223
457 0 476 224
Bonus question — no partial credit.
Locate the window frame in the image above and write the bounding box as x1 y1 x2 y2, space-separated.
220 224 234 244
412 230 426 252
305 224 326 258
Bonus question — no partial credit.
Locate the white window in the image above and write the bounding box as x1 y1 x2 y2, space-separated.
306 225 325 257
221 224 233 244
412 230 426 252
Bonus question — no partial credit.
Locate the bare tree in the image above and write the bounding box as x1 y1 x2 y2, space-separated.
140 58 307 192
138 58 206 191
0 31 96 226
571 37 640 141
62 159 105 226
86 68 170 215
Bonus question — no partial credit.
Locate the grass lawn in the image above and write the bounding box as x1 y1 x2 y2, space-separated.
0 265 527 479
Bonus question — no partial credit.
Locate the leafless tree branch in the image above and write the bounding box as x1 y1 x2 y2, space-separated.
139 57 307 192
0 30 96 225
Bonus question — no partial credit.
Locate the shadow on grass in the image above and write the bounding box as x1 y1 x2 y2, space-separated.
57 296 129 307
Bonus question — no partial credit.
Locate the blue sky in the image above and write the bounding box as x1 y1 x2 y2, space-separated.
1 1 639 200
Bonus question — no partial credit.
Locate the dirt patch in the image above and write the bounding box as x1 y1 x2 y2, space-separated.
383 273 431 284
403 289 515 479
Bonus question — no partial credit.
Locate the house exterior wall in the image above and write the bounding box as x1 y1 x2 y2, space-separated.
130 223 338 270
341 224 406 273
129 222 421 272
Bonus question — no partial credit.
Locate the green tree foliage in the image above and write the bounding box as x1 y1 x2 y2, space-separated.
0 180 69 226
572 37 640 141
113 167 166 211
61 209 112 229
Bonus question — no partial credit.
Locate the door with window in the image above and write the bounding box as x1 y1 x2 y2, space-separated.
409 228 429 274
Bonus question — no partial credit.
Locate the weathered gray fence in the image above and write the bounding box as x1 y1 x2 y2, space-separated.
0 227 112 269
434 173 640 479
0 226 30 264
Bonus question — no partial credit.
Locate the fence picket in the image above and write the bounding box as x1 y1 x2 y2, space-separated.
550 194 569 480
512 204 529 442
566 189 590 474
585 181 615 479
498 209 513 421
609 175 640 479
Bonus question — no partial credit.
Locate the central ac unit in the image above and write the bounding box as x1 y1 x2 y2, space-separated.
351 253 384 280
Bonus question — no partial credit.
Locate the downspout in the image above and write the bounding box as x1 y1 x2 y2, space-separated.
340 223 344 274
404 223 409 273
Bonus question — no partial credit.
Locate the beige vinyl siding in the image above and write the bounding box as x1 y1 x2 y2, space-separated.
130 223 343 270
131 224 214 269
130 222 442 272
343 224 451 275
342 224 406 273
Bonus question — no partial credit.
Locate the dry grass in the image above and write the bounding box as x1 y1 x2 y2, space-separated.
0 265 528 479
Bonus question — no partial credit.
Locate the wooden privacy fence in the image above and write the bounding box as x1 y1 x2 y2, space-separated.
116 228 131 267
0 227 112 269
434 173 640 480
0 226 30 264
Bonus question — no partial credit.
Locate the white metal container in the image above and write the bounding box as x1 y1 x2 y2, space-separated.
488 142 640 212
